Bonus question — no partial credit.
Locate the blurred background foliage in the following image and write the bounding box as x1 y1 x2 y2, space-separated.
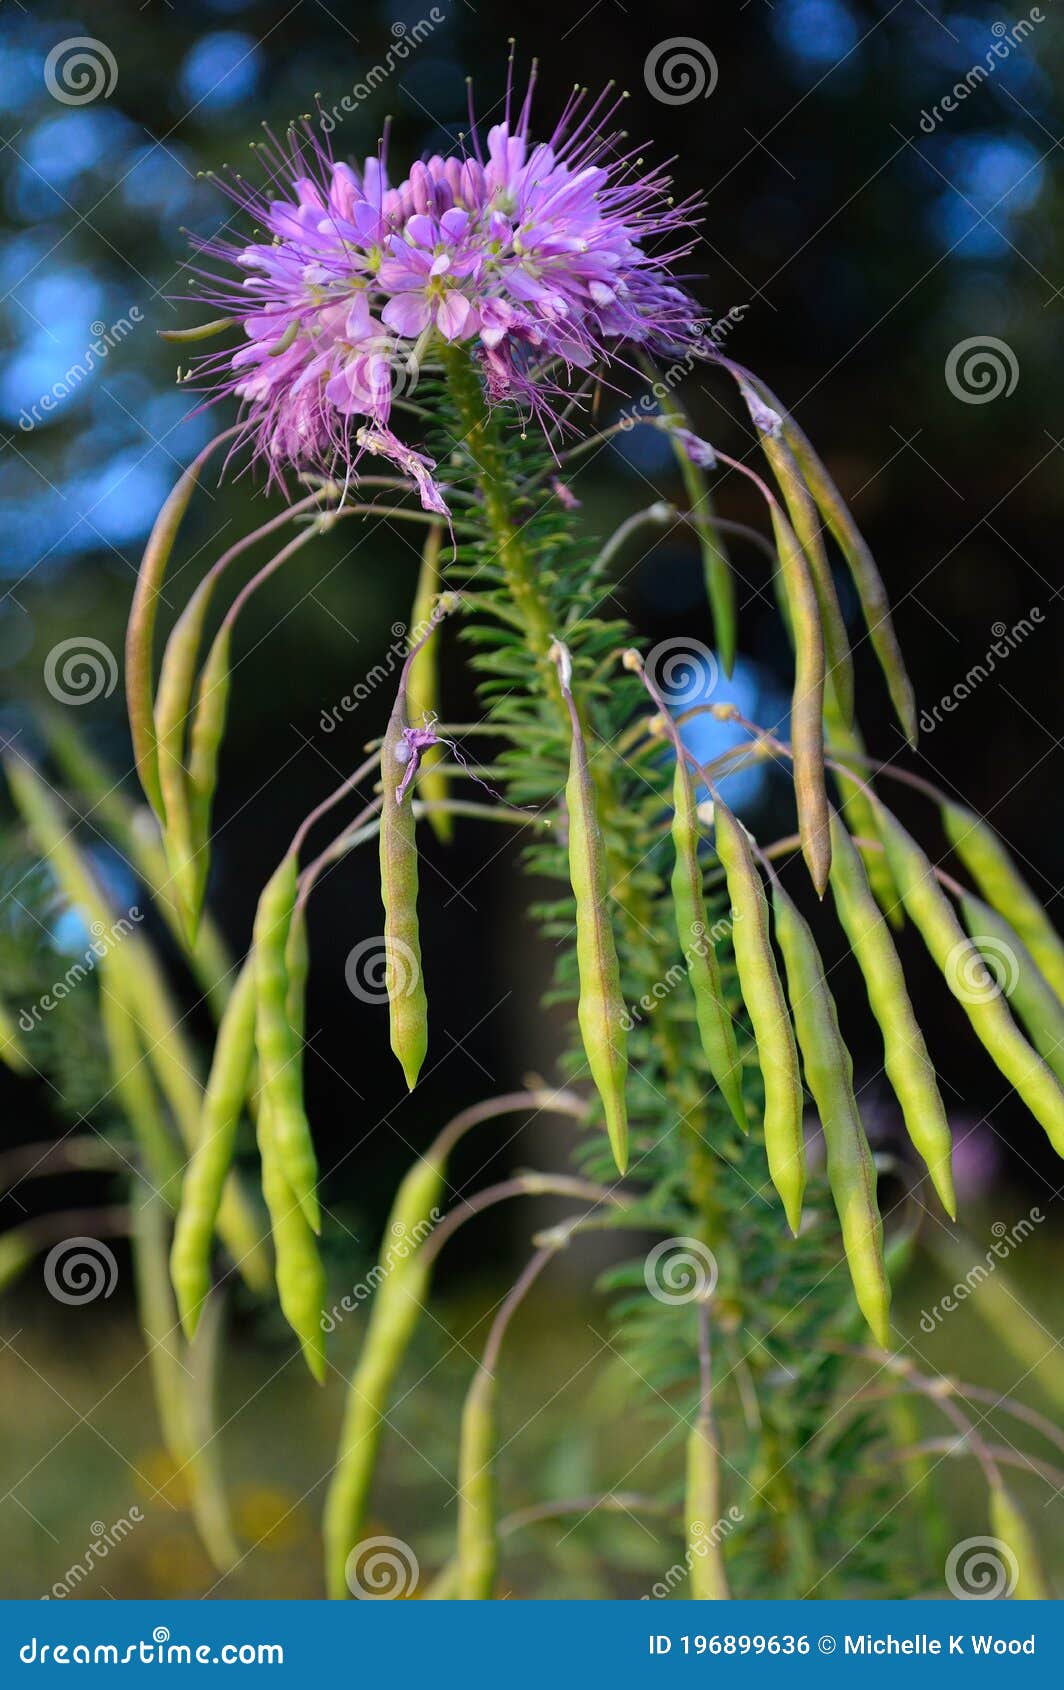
0 0 1061 1598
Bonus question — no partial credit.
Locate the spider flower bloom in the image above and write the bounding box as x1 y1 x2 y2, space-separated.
186 65 705 508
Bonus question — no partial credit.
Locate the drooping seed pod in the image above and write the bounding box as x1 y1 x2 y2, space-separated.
155 576 217 940
380 685 430 1090
323 1148 447 1598
712 794 805 1233
407 522 451 842
770 877 891 1345
823 693 901 926
686 1416 730 1599
769 506 831 897
876 800 1064 1157
257 1102 326 1382
550 639 629 1174
98 982 182 1202
827 812 955 1217
988 1481 1049 1600
170 954 259 1338
252 854 320 1230
942 799 1064 1001
126 429 238 819
734 364 916 745
457 1365 497 1599
958 892 1064 1087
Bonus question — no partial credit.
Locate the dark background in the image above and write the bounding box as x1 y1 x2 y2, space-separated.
0 0 1061 1597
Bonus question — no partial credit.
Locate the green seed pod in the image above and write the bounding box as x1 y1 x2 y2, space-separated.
186 623 233 920
712 794 805 1233
988 1481 1049 1600
771 877 891 1345
550 641 629 1174
959 892 1064 1085
257 1102 326 1383
669 755 746 1131
379 683 430 1090
827 813 955 1217
170 954 259 1337
942 800 1064 1001
770 506 831 897
876 802 1064 1158
126 430 236 819
759 430 854 727
323 1150 446 1598
686 1417 730 1599
98 983 183 1202
155 576 216 939
407 522 451 842
457 1366 497 1599
823 693 901 926
253 854 320 1231
741 367 916 744
660 406 736 674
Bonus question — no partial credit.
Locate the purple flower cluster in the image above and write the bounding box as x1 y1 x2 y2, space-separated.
190 68 704 510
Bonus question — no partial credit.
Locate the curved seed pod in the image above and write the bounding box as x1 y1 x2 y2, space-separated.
770 506 831 897
667 431 736 675
380 688 430 1090
739 365 916 744
942 800 1064 1001
827 813 955 1217
158 317 236 343
959 893 1064 1087
823 693 901 926
759 430 853 726
771 877 891 1345
876 802 1064 1157
712 794 805 1233
155 576 217 939
186 623 233 920
669 756 746 1131
126 430 237 818
253 854 320 1230
323 1150 446 1598
407 522 451 842
457 1366 497 1599
686 1417 730 1599
988 1481 1049 1600
257 1102 326 1382
98 983 183 1201
170 955 259 1338
550 640 628 1174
